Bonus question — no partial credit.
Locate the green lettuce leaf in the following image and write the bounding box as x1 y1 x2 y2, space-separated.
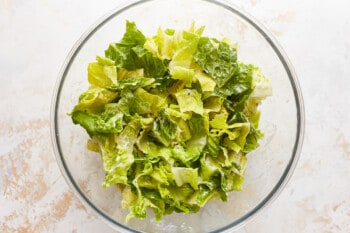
108 76 155 91
151 109 178 146
251 65 273 99
126 194 164 222
194 68 216 92
87 62 118 88
144 27 175 60
175 89 203 115
73 87 117 113
71 104 123 136
105 21 166 77
117 88 166 116
214 62 254 112
102 117 142 187
194 37 237 88
170 66 194 86
172 167 199 190
120 21 146 46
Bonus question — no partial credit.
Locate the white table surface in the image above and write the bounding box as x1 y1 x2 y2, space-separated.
1 0 349 232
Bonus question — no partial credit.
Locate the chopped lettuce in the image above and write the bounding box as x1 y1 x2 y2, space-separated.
105 21 167 78
151 109 177 146
88 61 118 87
70 21 271 222
175 89 203 115
251 65 273 99
194 37 237 88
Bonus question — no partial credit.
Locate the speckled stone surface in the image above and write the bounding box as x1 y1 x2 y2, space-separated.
1 0 349 232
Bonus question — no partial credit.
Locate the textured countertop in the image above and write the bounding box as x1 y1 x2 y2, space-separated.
1 0 349 232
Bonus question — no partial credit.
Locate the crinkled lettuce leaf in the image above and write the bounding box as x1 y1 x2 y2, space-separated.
151 109 178 146
251 65 273 99
88 61 118 87
73 87 117 113
175 89 203 115
105 21 166 78
194 37 237 88
108 76 155 91
71 103 123 136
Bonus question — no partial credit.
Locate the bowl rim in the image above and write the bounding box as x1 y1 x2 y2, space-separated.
50 0 305 232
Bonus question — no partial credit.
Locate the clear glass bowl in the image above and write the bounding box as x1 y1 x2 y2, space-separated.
51 0 304 232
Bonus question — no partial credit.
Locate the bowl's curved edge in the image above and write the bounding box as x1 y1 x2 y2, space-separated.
50 0 305 232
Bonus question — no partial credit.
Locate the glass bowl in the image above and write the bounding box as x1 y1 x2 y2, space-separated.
51 0 304 232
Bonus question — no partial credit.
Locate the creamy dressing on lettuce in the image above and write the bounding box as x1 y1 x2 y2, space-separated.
71 21 272 221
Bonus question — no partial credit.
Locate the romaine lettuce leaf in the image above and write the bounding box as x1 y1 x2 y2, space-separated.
214 62 254 113
144 27 175 60
71 104 123 136
117 68 144 81
126 194 163 221
73 87 117 113
251 65 273 99
170 66 194 86
117 88 166 116
120 21 146 46
175 89 203 115
151 109 178 146
172 167 198 189
194 37 237 88
102 118 141 187
194 69 216 92
105 21 166 78
108 76 155 91
88 62 118 87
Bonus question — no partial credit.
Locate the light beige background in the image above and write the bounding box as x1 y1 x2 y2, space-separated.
1 0 349 232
